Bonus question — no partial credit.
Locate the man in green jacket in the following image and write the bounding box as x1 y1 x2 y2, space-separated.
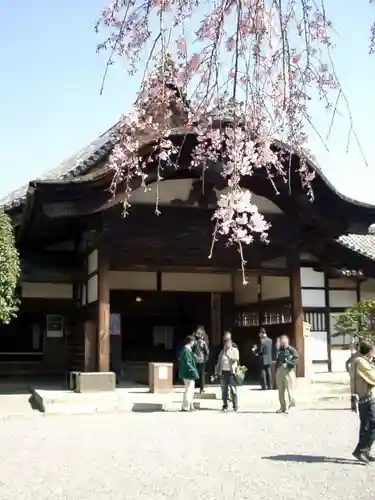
179 335 199 412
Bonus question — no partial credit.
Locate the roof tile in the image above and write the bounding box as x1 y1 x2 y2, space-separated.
0 125 116 210
2 122 375 264
337 234 375 262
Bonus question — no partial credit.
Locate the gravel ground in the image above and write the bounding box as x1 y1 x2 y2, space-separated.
0 407 372 500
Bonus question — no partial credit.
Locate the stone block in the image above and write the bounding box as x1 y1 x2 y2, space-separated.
132 402 165 412
68 372 79 390
74 372 116 393
148 363 173 393
194 392 217 400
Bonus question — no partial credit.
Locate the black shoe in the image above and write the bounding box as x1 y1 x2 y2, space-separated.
364 452 375 462
233 407 238 412
222 406 228 412
352 450 369 463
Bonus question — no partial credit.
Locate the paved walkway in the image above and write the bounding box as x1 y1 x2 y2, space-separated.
0 372 351 416
0 406 371 499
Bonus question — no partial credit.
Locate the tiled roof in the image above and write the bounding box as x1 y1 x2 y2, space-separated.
337 233 375 261
2 121 375 263
0 124 117 210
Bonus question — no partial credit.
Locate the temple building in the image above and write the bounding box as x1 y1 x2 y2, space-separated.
2 118 375 382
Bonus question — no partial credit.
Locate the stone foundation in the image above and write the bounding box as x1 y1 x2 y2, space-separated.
70 372 116 393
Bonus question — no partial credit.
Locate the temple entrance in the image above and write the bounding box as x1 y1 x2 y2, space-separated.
110 290 211 382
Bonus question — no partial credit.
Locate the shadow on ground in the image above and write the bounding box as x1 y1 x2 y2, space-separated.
263 454 363 465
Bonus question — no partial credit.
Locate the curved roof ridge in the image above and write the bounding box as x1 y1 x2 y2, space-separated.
0 123 118 210
1 122 375 212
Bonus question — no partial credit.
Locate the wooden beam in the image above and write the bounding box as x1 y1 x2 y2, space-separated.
83 317 97 372
324 271 332 372
289 256 305 377
210 293 222 347
97 249 110 372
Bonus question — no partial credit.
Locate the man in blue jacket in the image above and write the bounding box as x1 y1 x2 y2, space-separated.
179 335 199 412
254 328 273 390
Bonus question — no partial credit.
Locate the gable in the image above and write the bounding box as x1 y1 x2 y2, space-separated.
2 121 375 264
0 124 116 211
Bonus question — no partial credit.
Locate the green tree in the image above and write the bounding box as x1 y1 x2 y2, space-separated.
335 300 375 344
0 211 20 323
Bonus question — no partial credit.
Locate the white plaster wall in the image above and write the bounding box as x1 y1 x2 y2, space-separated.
88 250 98 274
109 271 157 291
87 275 98 303
310 330 328 361
233 274 259 305
130 179 282 213
331 349 351 373
360 278 375 301
260 257 287 269
299 253 319 262
261 276 290 300
300 267 324 287
301 289 325 307
328 277 356 289
21 282 73 299
329 290 357 308
162 272 232 292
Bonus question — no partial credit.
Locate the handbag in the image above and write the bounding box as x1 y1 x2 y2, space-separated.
234 365 247 385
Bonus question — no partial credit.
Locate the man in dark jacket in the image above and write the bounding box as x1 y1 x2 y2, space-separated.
254 328 273 390
179 335 199 412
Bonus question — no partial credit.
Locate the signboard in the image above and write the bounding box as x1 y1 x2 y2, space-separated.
110 313 121 336
303 321 311 338
158 366 168 380
46 314 64 338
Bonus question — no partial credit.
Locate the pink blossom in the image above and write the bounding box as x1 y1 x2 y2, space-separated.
95 0 344 276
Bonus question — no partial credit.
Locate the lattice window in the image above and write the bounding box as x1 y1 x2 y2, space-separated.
303 310 326 331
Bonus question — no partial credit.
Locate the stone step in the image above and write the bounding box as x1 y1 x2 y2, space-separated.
194 392 218 400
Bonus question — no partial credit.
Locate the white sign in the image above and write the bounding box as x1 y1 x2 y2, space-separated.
46 314 64 338
110 313 121 336
158 366 168 380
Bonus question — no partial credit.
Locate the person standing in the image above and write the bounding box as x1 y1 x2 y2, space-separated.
275 335 298 414
350 340 375 463
193 327 210 393
254 328 273 390
346 343 358 373
179 335 199 412
271 336 281 390
196 325 209 346
215 335 240 411
223 330 238 349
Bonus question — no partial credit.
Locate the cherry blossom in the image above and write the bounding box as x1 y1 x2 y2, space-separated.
95 0 364 281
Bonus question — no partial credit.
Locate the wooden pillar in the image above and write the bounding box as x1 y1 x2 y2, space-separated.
324 272 332 372
97 250 110 372
80 242 98 373
83 316 97 372
289 257 305 377
210 292 222 347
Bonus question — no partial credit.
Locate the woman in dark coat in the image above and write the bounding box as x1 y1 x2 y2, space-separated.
193 326 210 393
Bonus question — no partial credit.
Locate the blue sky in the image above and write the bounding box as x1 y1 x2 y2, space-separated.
1 0 375 202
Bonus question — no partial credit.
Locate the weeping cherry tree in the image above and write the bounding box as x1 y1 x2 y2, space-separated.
95 0 374 282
